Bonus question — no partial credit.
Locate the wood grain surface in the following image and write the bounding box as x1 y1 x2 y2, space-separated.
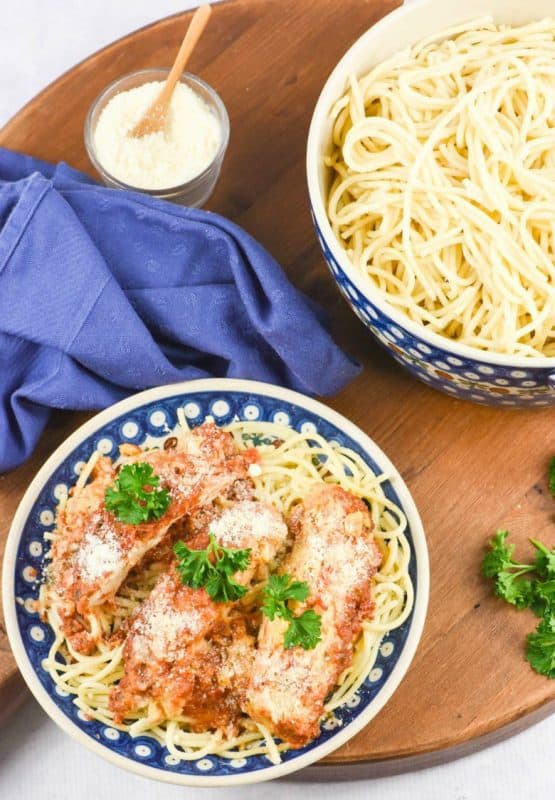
1 0 555 774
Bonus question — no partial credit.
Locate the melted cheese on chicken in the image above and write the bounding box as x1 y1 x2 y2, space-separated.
109 565 251 730
46 423 258 653
246 485 382 747
109 500 288 729
191 500 289 584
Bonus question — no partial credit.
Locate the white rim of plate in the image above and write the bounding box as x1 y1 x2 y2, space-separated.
306 0 555 370
2 378 429 787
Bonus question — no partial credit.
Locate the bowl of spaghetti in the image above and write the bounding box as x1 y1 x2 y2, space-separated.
307 0 555 406
3 379 427 786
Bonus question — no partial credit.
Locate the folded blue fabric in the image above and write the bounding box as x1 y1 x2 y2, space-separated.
0 148 359 472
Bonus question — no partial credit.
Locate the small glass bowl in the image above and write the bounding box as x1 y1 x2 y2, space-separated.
84 69 230 207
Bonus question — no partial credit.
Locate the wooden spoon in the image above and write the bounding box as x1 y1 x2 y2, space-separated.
130 4 212 138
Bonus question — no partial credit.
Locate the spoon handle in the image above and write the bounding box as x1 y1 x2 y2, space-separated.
159 5 212 108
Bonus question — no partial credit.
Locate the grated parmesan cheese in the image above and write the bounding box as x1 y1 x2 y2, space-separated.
77 528 123 581
93 81 222 189
211 502 287 550
132 593 203 661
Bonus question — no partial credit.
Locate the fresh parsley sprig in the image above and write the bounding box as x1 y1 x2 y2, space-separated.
173 539 322 649
530 537 555 580
174 534 251 603
481 530 536 609
527 614 555 678
261 573 322 650
549 457 555 499
481 456 555 679
482 531 555 678
105 463 170 524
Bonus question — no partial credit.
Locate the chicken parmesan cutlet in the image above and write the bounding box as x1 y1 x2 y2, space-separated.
110 501 288 729
246 484 382 747
43 422 258 654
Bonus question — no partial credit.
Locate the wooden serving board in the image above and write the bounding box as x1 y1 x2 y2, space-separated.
1 0 555 776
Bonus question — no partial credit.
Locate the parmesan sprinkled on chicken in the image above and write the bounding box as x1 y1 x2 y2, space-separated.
109 500 288 730
109 565 245 726
210 501 289 583
246 484 382 747
45 422 259 653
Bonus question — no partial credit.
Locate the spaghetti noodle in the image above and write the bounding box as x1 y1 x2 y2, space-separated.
326 17 555 357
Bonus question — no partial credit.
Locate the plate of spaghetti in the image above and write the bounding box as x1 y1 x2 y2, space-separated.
3 379 428 785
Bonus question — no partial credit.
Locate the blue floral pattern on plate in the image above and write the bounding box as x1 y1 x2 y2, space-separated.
10 385 423 782
312 215 555 407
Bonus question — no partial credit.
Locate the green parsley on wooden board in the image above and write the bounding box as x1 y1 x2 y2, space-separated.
481 458 555 678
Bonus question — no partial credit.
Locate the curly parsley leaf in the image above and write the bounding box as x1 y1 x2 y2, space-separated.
261 574 310 620
530 538 555 580
527 614 555 678
481 530 535 607
549 457 555 499
105 463 170 524
482 527 555 679
261 573 321 650
283 609 322 650
481 456 555 680
173 540 213 589
481 530 514 576
481 531 529 577
530 579 555 618
174 534 251 603
494 572 534 609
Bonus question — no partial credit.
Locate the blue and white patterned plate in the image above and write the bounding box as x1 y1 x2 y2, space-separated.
3 379 428 786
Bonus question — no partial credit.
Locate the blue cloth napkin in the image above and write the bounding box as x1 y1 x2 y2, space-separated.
0 148 359 472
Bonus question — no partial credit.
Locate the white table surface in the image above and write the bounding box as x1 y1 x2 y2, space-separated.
1 1 554 798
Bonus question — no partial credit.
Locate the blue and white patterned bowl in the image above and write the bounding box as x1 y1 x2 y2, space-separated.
2 379 428 786
306 0 555 407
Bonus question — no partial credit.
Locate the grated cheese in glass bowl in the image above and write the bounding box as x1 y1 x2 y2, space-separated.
85 69 230 207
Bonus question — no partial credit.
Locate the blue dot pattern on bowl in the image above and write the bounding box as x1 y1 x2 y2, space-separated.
13 390 418 779
312 214 555 408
